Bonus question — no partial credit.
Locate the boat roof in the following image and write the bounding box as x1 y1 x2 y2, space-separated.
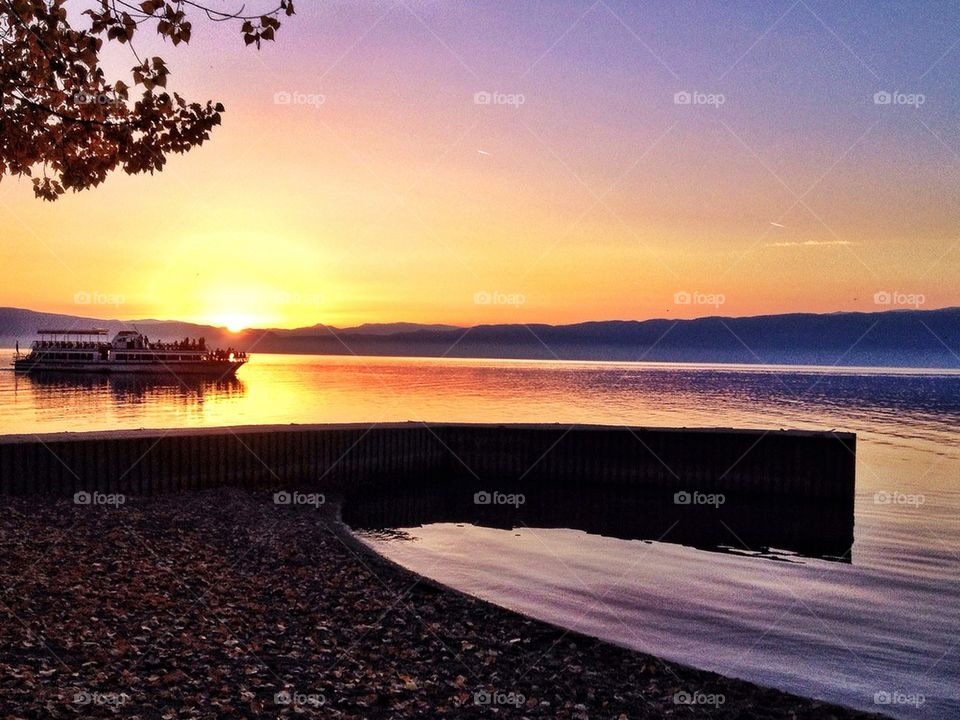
37 329 109 335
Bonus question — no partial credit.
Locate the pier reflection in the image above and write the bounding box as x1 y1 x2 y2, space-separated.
345 482 854 563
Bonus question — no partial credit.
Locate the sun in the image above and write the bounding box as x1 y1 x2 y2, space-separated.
217 313 257 333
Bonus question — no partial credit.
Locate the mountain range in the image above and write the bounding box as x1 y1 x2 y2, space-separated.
2 306 959 368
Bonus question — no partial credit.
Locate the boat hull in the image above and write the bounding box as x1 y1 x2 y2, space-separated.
13 359 245 376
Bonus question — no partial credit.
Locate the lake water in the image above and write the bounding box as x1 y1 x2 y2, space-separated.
1 351 958 716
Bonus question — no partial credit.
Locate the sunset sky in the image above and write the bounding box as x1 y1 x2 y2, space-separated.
3 0 960 329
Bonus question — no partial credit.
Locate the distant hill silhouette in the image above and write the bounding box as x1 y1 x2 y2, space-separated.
2 306 959 368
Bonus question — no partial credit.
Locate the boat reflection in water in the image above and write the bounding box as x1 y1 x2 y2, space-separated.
345 480 854 563
16 371 245 405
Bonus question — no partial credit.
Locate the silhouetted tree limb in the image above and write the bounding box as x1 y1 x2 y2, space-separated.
0 0 294 200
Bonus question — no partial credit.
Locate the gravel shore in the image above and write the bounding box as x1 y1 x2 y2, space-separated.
0 490 884 719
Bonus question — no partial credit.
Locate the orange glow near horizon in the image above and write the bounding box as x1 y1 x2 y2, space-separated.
217 315 260 333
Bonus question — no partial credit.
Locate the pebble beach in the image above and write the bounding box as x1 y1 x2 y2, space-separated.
0 489 884 719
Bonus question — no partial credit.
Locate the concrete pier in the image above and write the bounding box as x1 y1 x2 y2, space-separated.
0 423 855 502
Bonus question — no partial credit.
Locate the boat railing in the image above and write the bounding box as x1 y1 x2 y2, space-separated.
31 340 105 350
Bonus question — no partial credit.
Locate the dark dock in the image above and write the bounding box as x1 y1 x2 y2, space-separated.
0 423 855 502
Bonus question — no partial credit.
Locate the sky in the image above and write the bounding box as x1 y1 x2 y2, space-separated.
3 0 960 329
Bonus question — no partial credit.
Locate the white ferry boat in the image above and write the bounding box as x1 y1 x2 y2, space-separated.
13 329 248 376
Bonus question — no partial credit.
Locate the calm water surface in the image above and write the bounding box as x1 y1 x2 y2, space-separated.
1 351 958 716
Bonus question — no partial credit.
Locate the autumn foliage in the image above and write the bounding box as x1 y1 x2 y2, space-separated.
0 0 294 200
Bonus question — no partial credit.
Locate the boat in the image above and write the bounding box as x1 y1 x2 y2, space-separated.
12 329 248 376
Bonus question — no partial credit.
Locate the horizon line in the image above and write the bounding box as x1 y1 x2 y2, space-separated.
2 303 959 334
